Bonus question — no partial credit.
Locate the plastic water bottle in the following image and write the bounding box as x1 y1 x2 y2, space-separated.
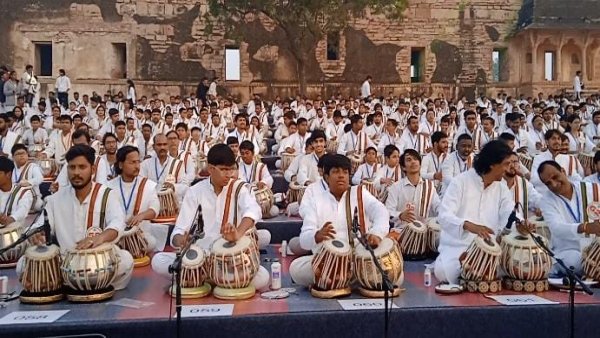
271 262 282 290
281 240 288 258
424 266 432 287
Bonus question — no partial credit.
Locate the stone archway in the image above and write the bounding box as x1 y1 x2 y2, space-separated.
560 39 583 82
536 38 558 82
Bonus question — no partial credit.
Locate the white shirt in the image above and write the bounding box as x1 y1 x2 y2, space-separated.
22 128 48 146
43 131 72 165
12 163 44 202
279 132 311 155
574 75 583 92
238 161 273 188
530 151 583 192
298 184 389 251
106 176 160 225
401 129 430 154
284 153 307 183
361 80 371 99
503 176 542 219
352 162 380 186
140 156 189 200
441 151 474 195
0 185 34 224
170 179 261 250
385 177 440 222
377 132 404 155
41 183 126 253
337 130 375 155
55 75 71 93
296 153 323 186
420 151 448 187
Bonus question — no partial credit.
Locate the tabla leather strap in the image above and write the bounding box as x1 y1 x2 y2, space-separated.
418 180 434 218
132 177 148 215
86 183 102 229
345 186 366 249
98 188 111 229
5 186 29 216
16 163 31 183
232 181 246 227
92 156 102 182
521 177 528 220
220 179 237 228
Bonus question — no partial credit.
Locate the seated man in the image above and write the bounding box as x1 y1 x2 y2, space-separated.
10 144 43 211
289 154 390 287
373 144 402 198
351 146 379 186
0 156 34 227
238 141 273 189
296 130 327 186
151 144 270 291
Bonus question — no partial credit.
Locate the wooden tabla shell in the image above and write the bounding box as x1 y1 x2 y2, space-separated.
281 153 296 172
326 140 339 154
20 245 63 295
61 243 120 293
253 186 274 218
529 218 551 242
312 239 352 292
583 238 600 281
350 154 364 175
500 233 551 281
426 218 441 253
399 221 429 259
117 226 150 261
517 153 533 171
287 181 306 204
0 222 28 268
579 153 595 174
460 236 501 282
209 236 259 289
360 180 378 198
153 187 179 223
353 238 403 290
181 245 209 288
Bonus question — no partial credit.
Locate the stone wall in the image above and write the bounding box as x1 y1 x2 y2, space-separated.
0 0 587 102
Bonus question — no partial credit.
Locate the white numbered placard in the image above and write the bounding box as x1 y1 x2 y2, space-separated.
179 304 234 318
486 295 559 306
0 310 70 325
338 299 399 310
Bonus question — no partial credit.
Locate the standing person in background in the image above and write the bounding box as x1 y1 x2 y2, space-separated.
361 75 372 100
0 71 9 114
574 71 583 101
196 77 209 107
208 77 219 103
55 69 71 110
127 79 137 105
21 65 37 106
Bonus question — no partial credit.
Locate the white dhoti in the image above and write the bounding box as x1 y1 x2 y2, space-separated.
551 249 583 276
289 255 314 287
151 252 270 291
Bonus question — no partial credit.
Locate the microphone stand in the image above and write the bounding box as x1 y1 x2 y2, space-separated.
351 207 393 338
526 227 593 338
168 205 204 338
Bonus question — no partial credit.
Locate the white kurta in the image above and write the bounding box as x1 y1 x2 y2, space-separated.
238 161 274 188
441 151 474 195
352 162 379 186
385 177 440 222
0 186 34 224
434 169 513 284
140 155 189 200
296 153 322 186
421 152 447 189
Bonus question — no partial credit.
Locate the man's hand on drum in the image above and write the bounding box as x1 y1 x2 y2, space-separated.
221 222 241 242
315 222 336 244
30 232 46 246
37 152 48 159
163 182 175 191
464 221 494 239
516 219 535 235
433 171 443 181
75 235 103 250
582 220 600 236
0 214 14 226
285 147 295 154
381 178 393 186
534 208 543 218
256 182 267 190
19 181 32 188
366 234 382 248
399 209 416 224
127 214 145 228
49 181 59 193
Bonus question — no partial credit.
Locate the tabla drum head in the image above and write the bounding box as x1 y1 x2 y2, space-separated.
408 221 428 234
212 236 252 255
426 218 440 231
182 245 205 266
1 221 24 233
474 236 502 255
587 202 600 222
354 237 394 258
25 245 60 259
323 239 351 255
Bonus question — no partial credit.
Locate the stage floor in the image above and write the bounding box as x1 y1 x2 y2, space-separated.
2 244 600 338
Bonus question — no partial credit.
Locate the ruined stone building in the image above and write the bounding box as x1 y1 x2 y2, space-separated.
1 0 600 102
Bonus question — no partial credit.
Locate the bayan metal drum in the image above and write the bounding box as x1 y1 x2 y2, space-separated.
500 233 551 292
169 244 211 298
311 239 352 298
61 243 120 302
28 144 44 158
353 238 403 297
460 236 502 293
0 222 28 268
209 236 259 300
37 159 57 182
19 244 64 304
117 226 150 268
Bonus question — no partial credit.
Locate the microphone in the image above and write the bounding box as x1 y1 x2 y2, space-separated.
196 204 205 240
43 209 52 246
352 206 360 236
503 203 521 233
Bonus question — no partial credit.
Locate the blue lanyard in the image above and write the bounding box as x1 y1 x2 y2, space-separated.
557 186 581 223
119 177 138 214
154 157 168 181
320 179 328 191
242 163 254 183
13 166 24 183
457 153 468 172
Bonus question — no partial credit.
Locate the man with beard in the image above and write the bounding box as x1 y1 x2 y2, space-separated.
107 146 161 256
401 115 430 155
421 131 449 191
166 130 195 184
94 133 119 184
289 154 390 288
140 134 188 201
538 161 600 276
29 145 133 290
503 152 542 220
441 133 474 195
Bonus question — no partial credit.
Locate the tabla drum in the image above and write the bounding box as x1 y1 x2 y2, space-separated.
353 238 403 298
398 221 429 260
281 153 296 172
500 233 551 292
0 222 28 268
196 155 208 177
579 153 595 174
37 159 57 182
253 186 276 219
349 154 364 175
61 243 120 302
582 238 600 282
152 187 179 224
426 218 441 254
311 239 352 298
287 181 306 205
19 245 64 304
28 144 44 158
209 236 259 300
117 226 150 268
517 153 533 171
529 218 551 242
169 244 211 298
460 236 502 293
360 179 378 197
326 139 339 154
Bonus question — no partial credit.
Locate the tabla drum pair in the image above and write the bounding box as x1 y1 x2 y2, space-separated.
354 238 404 298
168 244 211 299
117 226 150 268
460 236 502 293
19 245 64 304
209 235 260 300
61 243 120 302
500 233 551 292
349 154 364 175
0 222 28 268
